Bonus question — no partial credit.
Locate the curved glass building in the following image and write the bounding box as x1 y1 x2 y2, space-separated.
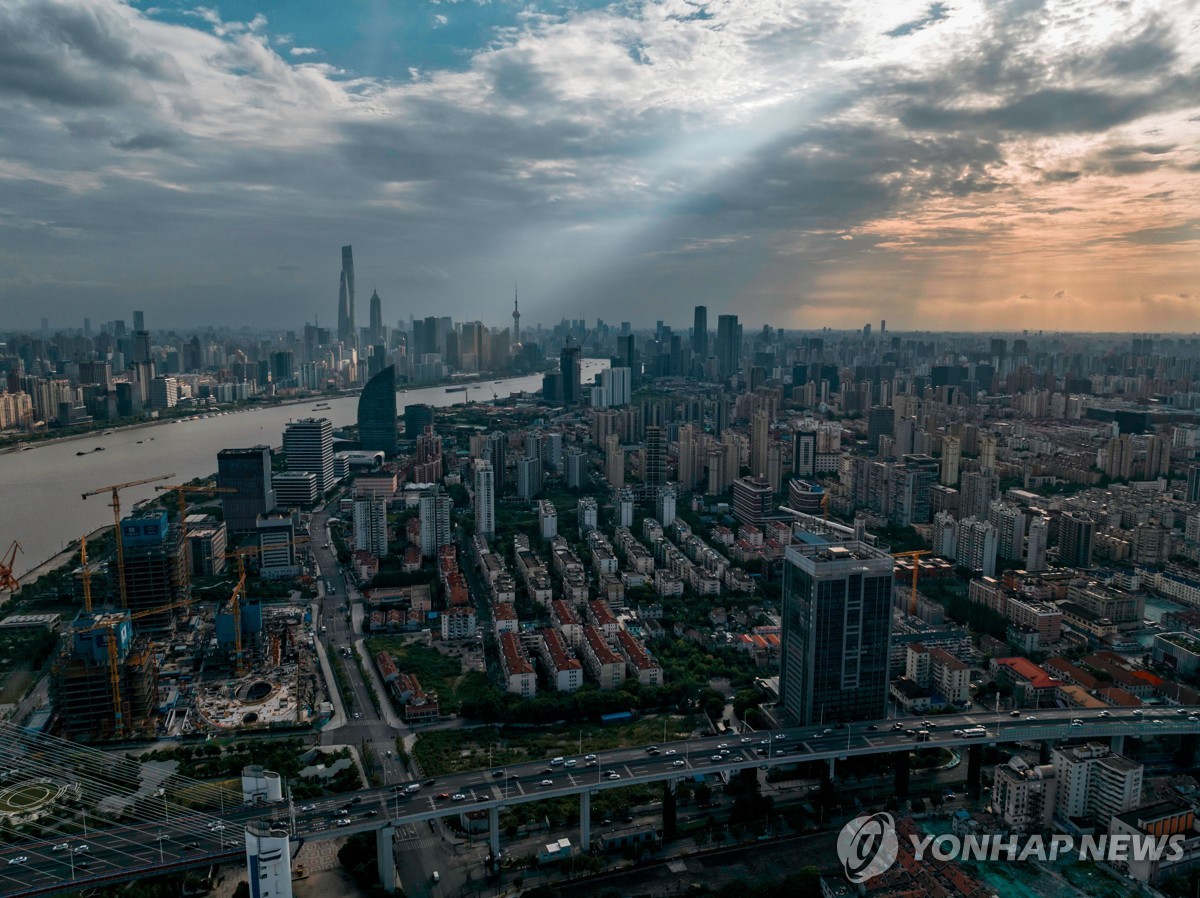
357 364 397 456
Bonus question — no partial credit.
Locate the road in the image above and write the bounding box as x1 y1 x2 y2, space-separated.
3 704 1198 896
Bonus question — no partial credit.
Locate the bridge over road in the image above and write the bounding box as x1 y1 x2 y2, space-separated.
1 706 1198 896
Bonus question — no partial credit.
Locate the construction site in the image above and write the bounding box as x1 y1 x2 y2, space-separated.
37 476 332 742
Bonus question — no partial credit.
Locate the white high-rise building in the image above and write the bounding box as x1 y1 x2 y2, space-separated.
601 366 631 407
419 489 452 558
577 497 598 534
1026 515 1049 572
565 447 587 488
955 516 997 577
517 455 542 499
940 435 960 486
618 488 634 527
657 486 677 526
353 494 388 558
283 417 334 493
245 823 294 898
989 500 1027 561
1052 743 1143 829
474 461 495 538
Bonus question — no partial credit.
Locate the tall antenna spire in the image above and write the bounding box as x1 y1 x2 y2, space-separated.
512 282 521 344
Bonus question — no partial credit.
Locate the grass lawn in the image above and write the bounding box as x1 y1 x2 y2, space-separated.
365 637 467 712
413 715 696 776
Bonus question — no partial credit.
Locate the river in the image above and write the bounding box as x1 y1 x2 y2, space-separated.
0 360 608 579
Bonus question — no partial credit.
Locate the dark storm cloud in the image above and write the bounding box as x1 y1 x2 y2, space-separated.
0 0 183 107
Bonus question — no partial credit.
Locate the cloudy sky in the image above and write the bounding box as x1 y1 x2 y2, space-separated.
2 0 1199 333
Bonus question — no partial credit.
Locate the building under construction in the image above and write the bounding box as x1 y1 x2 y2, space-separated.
120 511 187 631
50 612 159 741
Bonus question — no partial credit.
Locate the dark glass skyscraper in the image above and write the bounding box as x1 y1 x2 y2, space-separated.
560 345 582 405
404 403 435 440
781 541 893 725
716 314 741 379
338 244 356 346
218 446 277 535
368 289 383 344
358 364 397 456
692 305 708 359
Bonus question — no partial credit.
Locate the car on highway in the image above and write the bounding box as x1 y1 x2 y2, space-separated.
451 793 466 801
1025 715 1036 721
584 753 597 761
1071 719 1084 727
492 769 506 778
74 845 89 853
740 737 751 743
364 810 379 817
665 749 676 755
539 780 553 787
711 754 723 761
892 722 903 730
405 784 421 793
1100 710 1111 717
608 773 622 780
432 871 440 883
53 843 69 852
672 760 686 767
8 856 28 865
564 758 577 767
436 792 450 800
1010 710 1021 717
424 779 437 786
182 842 199 851
866 725 877 731
717 743 729 749
336 818 351 827
1133 709 1144 716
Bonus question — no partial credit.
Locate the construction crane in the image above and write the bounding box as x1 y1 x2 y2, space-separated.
75 598 195 737
80 535 94 613
0 541 21 593
82 474 175 608
892 549 933 616
224 538 310 676
154 482 236 598
819 493 830 521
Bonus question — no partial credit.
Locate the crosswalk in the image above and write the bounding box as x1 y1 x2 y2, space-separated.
394 836 440 851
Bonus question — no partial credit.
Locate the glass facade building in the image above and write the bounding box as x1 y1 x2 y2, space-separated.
357 364 397 456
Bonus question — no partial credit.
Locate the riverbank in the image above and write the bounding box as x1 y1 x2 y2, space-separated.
0 366 553 453
0 524 112 611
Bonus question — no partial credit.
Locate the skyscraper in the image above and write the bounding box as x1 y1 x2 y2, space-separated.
692 305 708 360
644 425 666 489
357 365 397 456
605 433 624 488
484 431 507 494
560 344 582 405
337 244 356 346
218 446 277 535
1059 512 1094 568
750 410 769 478
283 418 334 494
781 540 894 725
368 289 383 345
940 435 961 486
419 489 452 558
716 314 740 380
353 494 388 558
475 460 495 538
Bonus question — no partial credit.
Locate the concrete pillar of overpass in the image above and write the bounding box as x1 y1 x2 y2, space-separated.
375 825 397 893
827 757 836 780
966 744 983 799
489 806 501 858
1111 734 1125 755
1176 733 1197 767
580 791 591 854
893 753 910 798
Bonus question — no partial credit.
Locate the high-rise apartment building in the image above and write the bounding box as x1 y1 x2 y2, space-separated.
733 475 773 525
644 425 666 490
750 410 769 479
218 446 277 535
989 501 1027 561
600 366 631 407
605 433 624 488
357 364 397 456
940 435 960 486
780 541 894 725
793 430 816 478
1052 743 1143 829
1026 515 1049 572
419 489 452 558
474 460 495 538
283 418 334 494
353 494 388 558
1059 512 1094 568
517 455 542 499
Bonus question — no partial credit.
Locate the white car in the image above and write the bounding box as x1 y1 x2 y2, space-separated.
336 818 351 827
711 754 722 761
672 760 686 767
8 857 28 866
740 737 751 743
664 749 676 755
539 780 553 787
209 823 226 831
451 793 466 802
608 773 621 780
74 845 89 853
52 843 69 852
584 753 597 761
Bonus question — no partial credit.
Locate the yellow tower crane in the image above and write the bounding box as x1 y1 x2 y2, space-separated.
75 598 195 737
80 534 94 613
224 538 310 676
0 541 21 593
82 474 175 608
891 549 933 616
154 482 236 598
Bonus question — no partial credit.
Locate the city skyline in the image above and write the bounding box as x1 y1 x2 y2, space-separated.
2 1 1198 332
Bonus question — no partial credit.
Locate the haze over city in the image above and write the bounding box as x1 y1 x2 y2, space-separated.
2 0 1199 331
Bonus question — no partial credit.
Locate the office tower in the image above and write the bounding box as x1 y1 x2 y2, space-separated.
1059 512 1094 568
560 345 582 405
218 446 277 535
600 367 631 407
940 436 960 487
989 501 1027 561
119 510 186 628
404 403 435 440
474 461 495 538
644 425 666 489
616 334 636 379
338 244 356 346
131 310 145 333
353 494 388 558
657 486 677 525
357 365 397 456
793 430 815 478
733 475 773 525
283 417 334 493
979 436 997 474
715 314 740 379
867 406 893 453
1051 743 1143 830
485 431 507 493
565 447 587 488
605 433 624 488
678 425 698 490
132 330 151 364
79 361 112 389
780 540 893 725
889 456 937 526
750 410 769 478
1146 434 1171 478
692 305 708 359
517 455 542 499
271 350 294 382
1026 515 1048 572
1187 465 1200 503
368 289 383 345
418 489 452 558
